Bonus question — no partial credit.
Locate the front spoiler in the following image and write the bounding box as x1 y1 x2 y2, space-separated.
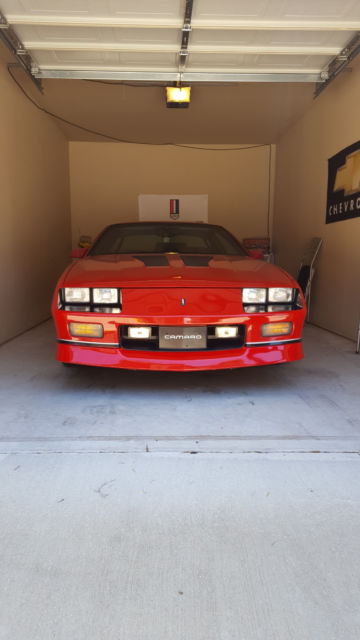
56 339 303 371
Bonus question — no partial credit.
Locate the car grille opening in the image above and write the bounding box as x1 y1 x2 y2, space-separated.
120 325 246 351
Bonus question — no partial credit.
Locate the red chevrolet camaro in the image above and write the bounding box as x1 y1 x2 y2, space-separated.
52 222 306 371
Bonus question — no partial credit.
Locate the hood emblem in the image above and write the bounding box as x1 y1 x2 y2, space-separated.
181 298 186 306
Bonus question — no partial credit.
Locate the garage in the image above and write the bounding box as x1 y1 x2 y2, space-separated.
1 1 360 638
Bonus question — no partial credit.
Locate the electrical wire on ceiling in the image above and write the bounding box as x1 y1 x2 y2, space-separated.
7 63 273 236
85 79 241 88
7 64 269 152
85 79 168 88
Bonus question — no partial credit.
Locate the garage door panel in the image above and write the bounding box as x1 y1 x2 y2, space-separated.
190 29 355 49
7 0 359 23
282 0 360 20
34 49 178 71
16 25 181 47
194 0 270 21
187 52 329 72
194 0 360 22
2 0 184 21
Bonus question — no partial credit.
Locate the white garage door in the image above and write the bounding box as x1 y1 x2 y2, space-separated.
0 0 360 87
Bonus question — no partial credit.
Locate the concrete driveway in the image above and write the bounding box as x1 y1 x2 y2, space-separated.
0 322 359 639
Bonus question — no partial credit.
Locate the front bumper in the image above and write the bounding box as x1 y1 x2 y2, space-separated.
56 339 303 371
53 308 306 371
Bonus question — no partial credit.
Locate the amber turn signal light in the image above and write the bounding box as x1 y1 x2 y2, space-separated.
261 322 293 337
69 322 104 338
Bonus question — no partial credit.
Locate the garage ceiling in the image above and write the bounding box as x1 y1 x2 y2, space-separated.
1 1 359 144
1 0 360 84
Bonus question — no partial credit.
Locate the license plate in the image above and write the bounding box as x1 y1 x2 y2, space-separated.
159 326 206 350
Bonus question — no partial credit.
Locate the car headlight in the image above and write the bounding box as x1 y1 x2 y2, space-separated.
93 288 118 304
64 287 90 303
242 288 266 304
268 288 293 303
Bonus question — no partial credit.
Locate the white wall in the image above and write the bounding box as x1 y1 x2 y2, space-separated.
69 142 275 247
0 62 71 344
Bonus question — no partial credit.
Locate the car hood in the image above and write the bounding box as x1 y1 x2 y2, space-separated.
62 254 296 288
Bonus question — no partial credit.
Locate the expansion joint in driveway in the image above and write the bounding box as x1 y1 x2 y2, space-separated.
0 435 360 455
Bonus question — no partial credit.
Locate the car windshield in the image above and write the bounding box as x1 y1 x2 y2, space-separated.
89 223 246 256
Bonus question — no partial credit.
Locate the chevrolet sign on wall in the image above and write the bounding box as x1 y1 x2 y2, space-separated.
326 141 360 224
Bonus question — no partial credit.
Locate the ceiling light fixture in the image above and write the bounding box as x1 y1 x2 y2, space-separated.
166 85 191 108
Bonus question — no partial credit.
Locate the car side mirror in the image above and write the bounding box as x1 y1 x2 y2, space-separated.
248 249 264 260
70 247 87 259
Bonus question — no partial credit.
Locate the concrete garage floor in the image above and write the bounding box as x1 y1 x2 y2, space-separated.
0 322 360 639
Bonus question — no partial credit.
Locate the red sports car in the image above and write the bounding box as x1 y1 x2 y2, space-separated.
52 222 306 371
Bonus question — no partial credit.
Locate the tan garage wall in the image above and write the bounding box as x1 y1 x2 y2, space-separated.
0 64 71 344
69 142 274 248
273 60 360 341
